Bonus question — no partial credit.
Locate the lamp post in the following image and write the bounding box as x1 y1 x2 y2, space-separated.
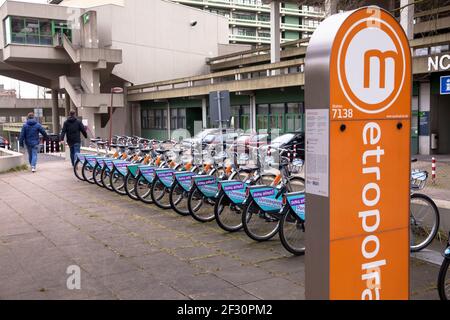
109 87 124 149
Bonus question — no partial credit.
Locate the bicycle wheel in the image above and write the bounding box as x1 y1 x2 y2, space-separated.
73 159 84 181
214 193 243 232
110 169 127 195
134 175 153 204
81 161 95 184
242 200 280 242
410 193 440 252
151 179 172 209
187 186 216 223
169 182 190 216
279 211 306 255
101 167 113 191
288 176 306 193
438 258 450 301
124 173 139 200
93 163 103 187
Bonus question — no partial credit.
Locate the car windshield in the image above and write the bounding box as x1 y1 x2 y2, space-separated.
194 129 218 139
203 135 216 143
271 134 295 145
251 134 268 142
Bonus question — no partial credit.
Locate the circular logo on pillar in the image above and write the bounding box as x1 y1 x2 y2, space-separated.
337 15 406 114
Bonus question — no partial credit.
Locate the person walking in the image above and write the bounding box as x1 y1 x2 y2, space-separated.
60 110 88 166
19 112 49 173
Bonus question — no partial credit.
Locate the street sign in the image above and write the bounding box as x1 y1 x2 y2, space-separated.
209 91 231 125
305 7 411 300
34 108 43 118
440 76 450 95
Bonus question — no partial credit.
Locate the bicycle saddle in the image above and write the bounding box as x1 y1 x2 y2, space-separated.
155 149 170 154
127 146 139 150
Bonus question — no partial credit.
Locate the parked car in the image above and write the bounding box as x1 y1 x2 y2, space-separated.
181 128 220 149
262 132 305 159
0 136 10 149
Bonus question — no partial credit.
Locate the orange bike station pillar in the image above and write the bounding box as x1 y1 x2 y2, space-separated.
304 7 411 300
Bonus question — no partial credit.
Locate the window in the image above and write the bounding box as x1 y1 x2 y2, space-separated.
141 109 148 129
287 103 302 114
4 16 72 46
170 108 186 130
25 18 39 45
0 116 6 123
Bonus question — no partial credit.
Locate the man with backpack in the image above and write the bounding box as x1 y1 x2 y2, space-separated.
19 112 49 173
60 110 88 166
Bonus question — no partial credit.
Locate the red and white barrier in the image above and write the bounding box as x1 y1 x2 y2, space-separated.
432 157 436 182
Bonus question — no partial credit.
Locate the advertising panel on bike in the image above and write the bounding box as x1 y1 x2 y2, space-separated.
103 159 115 171
96 158 106 167
305 7 411 300
138 165 156 183
76 154 86 163
85 155 100 168
220 180 247 205
174 172 196 192
249 186 283 213
286 192 305 221
193 175 218 199
127 164 140 178
114 161 130 176
155 169 175 188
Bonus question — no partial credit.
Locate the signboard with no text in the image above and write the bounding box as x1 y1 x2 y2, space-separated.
305 7 411 300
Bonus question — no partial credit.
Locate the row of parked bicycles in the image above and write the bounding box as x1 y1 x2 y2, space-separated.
73 135 449 300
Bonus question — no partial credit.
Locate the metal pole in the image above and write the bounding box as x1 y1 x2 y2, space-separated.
217 91 225 162
109 92 113 150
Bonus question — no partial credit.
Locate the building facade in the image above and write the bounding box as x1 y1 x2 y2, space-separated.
169 0 324 45
128 2 450 156
0 0 229 139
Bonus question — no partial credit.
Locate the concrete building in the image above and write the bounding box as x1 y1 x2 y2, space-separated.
0 0 229 139
169 0 324 45
128 0 450 155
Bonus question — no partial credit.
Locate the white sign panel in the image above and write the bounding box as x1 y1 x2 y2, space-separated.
34 108 43 118
305 109 329 197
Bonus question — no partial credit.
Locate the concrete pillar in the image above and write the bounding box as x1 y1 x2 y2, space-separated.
167 102 171 139
202 97 207 129
419 82 431 155
400 0 414 40
65 94 71 117
325 0 338 17
270 1 280 64
250 95 257 133
51 90 60 134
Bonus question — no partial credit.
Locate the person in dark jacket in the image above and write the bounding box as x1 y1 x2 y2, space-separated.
60 110 88 166
19 112 49 173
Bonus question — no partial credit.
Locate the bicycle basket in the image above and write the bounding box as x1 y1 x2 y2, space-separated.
410 170 428 190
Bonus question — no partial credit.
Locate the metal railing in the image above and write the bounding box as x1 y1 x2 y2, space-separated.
172 0 325 18
228 17 317 32
208 37 308 65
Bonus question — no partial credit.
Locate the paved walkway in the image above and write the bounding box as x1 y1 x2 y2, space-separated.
0 157 443 300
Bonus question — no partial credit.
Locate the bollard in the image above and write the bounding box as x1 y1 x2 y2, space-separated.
432 157 436 183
